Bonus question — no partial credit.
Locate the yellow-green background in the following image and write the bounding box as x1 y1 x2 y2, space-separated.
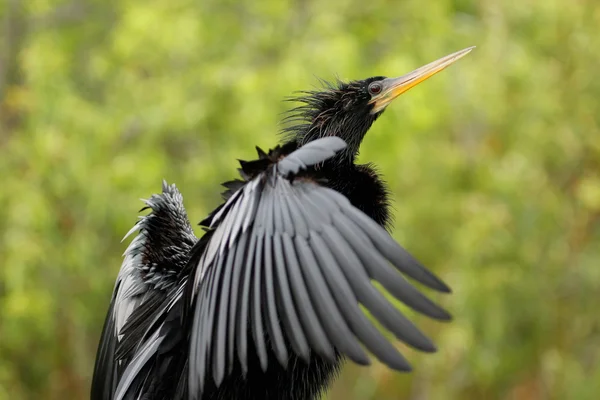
1 0 599 399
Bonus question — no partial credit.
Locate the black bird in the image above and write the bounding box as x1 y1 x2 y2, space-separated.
91 46 474 400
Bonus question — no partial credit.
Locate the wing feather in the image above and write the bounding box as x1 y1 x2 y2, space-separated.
272 233 310 360
263 234 289 366
250 232 268 371
281 232 336 361
335 210 450 321
235 230 257 375
192 256 219 393
319 225 412 370
338 198 451 293
227 229 250 373
331 212 437 351
188 137 451 393
213 244 236 386
295 234 370 365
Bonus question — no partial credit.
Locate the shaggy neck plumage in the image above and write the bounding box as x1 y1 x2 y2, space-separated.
280 80 379 164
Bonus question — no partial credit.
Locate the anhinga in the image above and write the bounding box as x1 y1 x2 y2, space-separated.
91 46 474 400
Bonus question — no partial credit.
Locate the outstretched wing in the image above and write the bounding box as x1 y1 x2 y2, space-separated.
91 182 197 400
188 137 451 394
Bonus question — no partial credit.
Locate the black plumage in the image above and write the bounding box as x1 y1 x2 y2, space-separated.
91 47 474 400
91 182 197 400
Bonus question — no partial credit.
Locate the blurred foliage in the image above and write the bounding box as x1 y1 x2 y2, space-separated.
1 0 600 399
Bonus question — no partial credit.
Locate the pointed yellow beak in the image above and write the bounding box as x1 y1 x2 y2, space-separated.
370 46 475 113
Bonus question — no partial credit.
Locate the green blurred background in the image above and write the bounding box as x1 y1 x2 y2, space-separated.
1 0 600 399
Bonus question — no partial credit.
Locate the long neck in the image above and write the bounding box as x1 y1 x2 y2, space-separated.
282 102 380 165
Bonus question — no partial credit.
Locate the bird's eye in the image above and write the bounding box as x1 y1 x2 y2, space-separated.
368 82 382 95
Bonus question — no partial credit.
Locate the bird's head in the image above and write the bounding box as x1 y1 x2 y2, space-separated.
282 46 474 163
